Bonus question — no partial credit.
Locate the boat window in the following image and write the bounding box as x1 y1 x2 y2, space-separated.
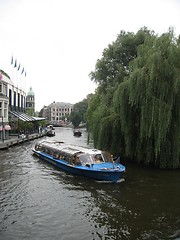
74 155 82 166
101 151 112 162
54 151 60 159
93 154 104 163
42 147 47 153
38 145 42 151
65 154 73 164
78 153 93 166
60 153 66 160
35 144 42 151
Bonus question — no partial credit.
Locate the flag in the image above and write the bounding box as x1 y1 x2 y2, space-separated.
25 71 26 77
17 63 20 71
14 59 17 68
11 56 13 65
21 67 24 74
0 72 2 80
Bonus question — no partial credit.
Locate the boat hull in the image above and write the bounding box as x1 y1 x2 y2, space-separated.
73 131 82 137
32 150 125 183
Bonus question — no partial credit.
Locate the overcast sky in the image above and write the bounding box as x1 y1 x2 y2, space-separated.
0 0 180 111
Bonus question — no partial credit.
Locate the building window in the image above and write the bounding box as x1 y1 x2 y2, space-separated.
0 102 2 117
0 84 2 94
14 91 16 107
4 85 7 96
4 102 8 118
24 96 26 109
0 83 7 96
18 93 20 109
9 89 12 107
21 95 23 109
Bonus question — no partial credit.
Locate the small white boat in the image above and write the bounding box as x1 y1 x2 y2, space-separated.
46 125 55 137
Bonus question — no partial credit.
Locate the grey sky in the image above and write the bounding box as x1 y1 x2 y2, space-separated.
0 0 179 110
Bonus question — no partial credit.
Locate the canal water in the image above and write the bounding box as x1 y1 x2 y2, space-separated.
0 127 180 240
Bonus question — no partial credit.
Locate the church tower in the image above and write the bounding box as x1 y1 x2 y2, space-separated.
26 87 35 116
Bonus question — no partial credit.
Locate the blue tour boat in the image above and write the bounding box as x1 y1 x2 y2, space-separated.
32 140 126 183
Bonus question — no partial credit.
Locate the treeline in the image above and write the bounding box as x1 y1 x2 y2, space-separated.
86 27 180 169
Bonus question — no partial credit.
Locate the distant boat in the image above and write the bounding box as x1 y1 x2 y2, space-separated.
46 129 55 137
32 140 126 183
73 129 82 137
46 125 55 137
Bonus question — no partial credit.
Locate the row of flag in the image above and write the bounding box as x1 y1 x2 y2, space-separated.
11 56 26 77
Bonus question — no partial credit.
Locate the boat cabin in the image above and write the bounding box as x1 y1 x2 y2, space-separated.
35 141 113 166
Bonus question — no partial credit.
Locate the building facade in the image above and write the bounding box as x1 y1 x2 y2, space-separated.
39 101 74 124
0 70 26 113
0 70 26 139
0 69 34 140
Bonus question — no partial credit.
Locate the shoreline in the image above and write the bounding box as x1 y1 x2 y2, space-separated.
0 133 46 150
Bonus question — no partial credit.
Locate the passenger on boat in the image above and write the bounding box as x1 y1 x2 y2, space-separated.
94 154 103 163
72 155 81 166
75 155 82 166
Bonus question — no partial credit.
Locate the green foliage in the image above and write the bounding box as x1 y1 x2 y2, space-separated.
87 28 151 150
86 93 110 147
70 95 94 127
26 108 34 117
125 31 180 167
87 27 180 169
70 111 81 128
89 27 153 91
18 120 34 132
73 98 89 122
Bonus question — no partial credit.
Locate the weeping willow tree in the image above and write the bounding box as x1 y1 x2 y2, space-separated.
117 30 180 168
87 27 180 168
86 27 153 155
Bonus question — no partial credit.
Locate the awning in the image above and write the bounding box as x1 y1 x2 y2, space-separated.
33 117 46 121
9 111 35 122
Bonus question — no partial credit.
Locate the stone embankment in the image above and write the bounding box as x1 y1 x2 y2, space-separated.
0 133 46 150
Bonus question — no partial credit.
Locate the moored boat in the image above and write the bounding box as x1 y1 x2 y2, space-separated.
46 129 55 137
32 140 126 183
46 125 55 137
73 130 82 137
